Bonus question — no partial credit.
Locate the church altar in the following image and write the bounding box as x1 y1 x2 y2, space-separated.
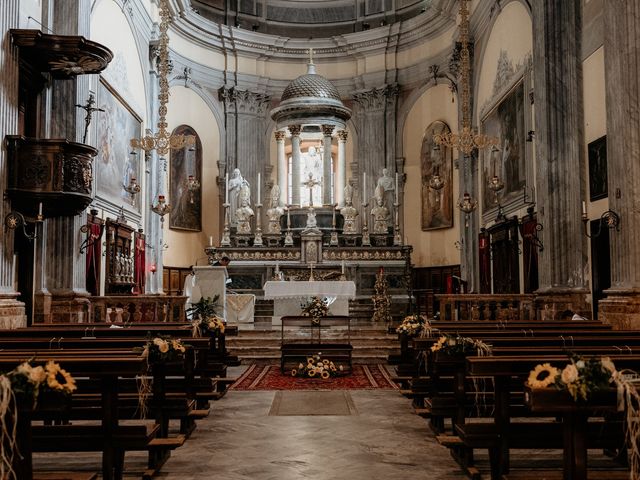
226 294 255 323
264 280 356 322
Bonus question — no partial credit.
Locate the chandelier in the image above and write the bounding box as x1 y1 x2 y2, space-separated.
130 0 195 157
433 0 498 155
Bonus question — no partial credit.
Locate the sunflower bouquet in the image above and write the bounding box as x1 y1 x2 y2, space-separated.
192 315 226 338
300 296 330 325
291 353 343 379
396 314 428 337
141 336 187 364
527 355 616 401
430 334 492 356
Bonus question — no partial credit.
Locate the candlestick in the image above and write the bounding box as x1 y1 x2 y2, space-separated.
582 201 587 216
257 172 261 202
286 205 291 228
395 172 399 204
363 172 367 204
209 236 213 246
225 172 229 204
332 204 336 228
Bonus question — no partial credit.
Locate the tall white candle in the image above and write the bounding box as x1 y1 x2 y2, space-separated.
209 236 213 246
257 172 261 202
341 260 345 274
287 206 291 227
363 172 367 204
395 173 399 204
225 173 229 204
582 201 587 216
38 202 43 217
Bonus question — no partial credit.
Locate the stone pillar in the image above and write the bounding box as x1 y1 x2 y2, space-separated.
599 0 640 328
275 130 287 206
289 125 302 206
532 0 589 319
336 130 348 206
35 0 93 322
0 0 26 328
321 125 334 205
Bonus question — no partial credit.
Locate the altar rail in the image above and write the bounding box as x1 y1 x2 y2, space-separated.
435 294 535 321
89 295 187 323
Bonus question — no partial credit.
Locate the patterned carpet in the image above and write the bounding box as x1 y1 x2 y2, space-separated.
231 364 399 390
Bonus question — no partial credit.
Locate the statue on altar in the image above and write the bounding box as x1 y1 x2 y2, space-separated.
229 168 250 226
340 182 358 234
302 173 321 231
235 184 254 234
266 184 284 234
376 168 395 223
371 184 390 234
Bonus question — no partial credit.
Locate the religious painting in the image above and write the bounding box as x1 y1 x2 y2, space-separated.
95 78 142 212
421 121 453 230
170 125 202 231
481 81 526 211
588 135 608 201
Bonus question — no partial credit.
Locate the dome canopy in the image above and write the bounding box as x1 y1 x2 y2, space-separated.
271 62 351 129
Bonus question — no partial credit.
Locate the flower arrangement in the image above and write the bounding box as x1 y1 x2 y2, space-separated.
291 353 343 379
141 336 186 364
396 314 428 337
186 295 220 321
527 355 616 401
430 334 493 356
300 296 330 325
192 315 226 338
1 361 76 479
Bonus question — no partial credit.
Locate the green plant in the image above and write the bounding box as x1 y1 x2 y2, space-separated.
186 295 220 320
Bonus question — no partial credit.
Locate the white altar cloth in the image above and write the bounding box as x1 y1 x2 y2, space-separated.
263 281 356 322
226 294 255 323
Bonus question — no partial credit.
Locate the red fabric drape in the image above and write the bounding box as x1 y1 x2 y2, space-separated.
85 223 102 296
133 232 146 295
478 231 491 293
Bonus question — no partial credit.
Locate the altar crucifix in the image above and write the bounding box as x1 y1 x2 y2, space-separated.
302 173 322 230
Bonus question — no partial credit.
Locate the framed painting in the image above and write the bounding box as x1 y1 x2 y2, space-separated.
95 77 142 212
481 80 526 211
421 121 453 230
588 135 607 201
169 125 202 231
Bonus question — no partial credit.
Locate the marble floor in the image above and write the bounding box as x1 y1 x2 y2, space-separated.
34 367 468 479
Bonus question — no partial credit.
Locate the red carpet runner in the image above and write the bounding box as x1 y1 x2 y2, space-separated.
231 365 399 391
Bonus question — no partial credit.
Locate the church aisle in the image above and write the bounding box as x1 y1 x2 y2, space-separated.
154 388 466 480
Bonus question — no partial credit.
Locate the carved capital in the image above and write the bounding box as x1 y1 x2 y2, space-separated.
352 84 400 111
218 87 271 115
337 130 348 142
274 130 286 141
321 124 335 137
288 125 302 137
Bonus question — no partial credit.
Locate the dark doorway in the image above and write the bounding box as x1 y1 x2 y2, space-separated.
489 217 520 294
590 219 611 320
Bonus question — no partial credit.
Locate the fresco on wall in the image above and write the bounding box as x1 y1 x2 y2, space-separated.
588 135 608 201
95 78 142 212
421 121 453 230
170 125 202 231
481 80 526 211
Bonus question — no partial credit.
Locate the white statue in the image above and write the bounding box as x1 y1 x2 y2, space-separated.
376 168 395 222
229 168 250 226
371 184 390 234
235 183 254 234
266 184 284 234
340 183 358 234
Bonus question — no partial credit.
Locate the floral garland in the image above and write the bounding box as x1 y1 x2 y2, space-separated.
527 355 616 402
141 336 186 364
396 314 428 337
300 296 329 325
430 334 493 356
1 362 76 479
291 354 343 379
192 315 226 338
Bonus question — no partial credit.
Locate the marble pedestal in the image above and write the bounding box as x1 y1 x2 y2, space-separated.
0 295 26 329
371 235 390 247
264 235 281 247
235 235 252 247
49 292 91 323
341 234 358 247
599 291 640 329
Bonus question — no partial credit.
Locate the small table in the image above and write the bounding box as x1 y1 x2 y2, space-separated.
264 280 356 325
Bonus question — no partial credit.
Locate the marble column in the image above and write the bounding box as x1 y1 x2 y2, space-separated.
275 130 287 206
599 0 640 328
289 125 302 206
336 130 348 206
0 0 26 328
532 0 589 319
31 0 92 322
321 125 334 205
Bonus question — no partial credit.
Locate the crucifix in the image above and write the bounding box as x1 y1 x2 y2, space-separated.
75 92 105 144
302 173 321 207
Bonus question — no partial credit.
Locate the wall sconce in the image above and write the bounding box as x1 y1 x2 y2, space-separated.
458 192 477 228
149 262 157 274
454 238 464 250
582 208 620 238
4 202 43 240
151 195 171 223
123 176 141 205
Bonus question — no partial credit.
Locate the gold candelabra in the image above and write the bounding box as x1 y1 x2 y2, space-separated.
151 195 171 223
130 0 195 157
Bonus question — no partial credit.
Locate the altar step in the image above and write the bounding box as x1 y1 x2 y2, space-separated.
226 326 400 365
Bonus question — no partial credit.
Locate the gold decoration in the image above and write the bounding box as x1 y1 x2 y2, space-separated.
130 0 195 156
